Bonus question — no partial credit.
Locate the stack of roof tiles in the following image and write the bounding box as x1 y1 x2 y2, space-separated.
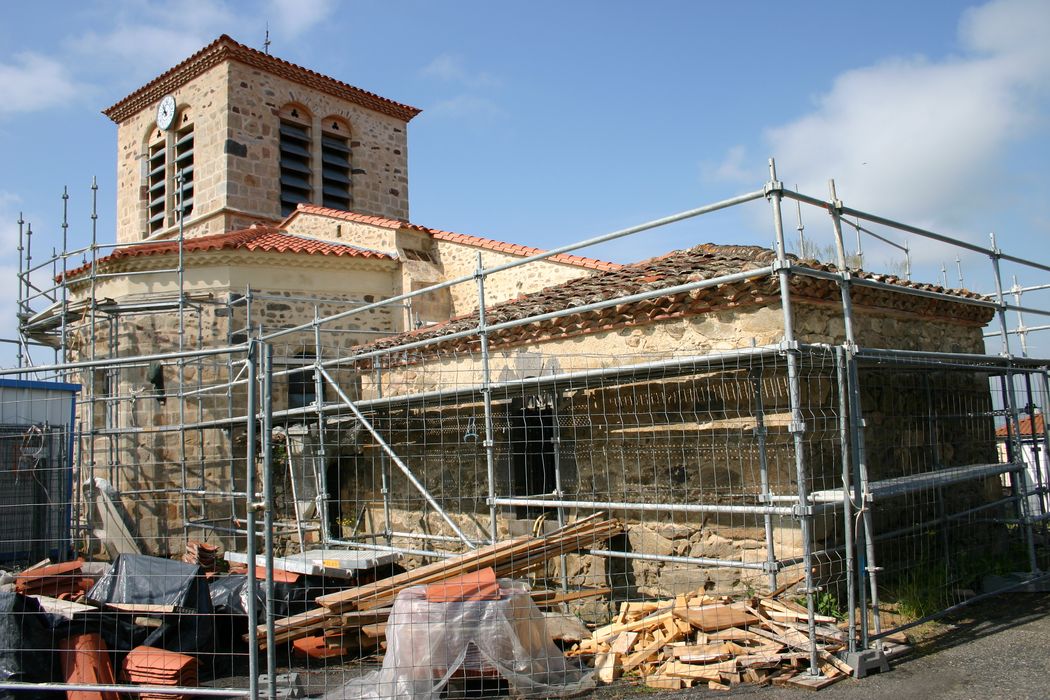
15 559 95 599
183 541 219 572
123 646 199 699
59 633 119 700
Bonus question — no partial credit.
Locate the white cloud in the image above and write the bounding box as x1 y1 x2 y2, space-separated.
0 53 80 115
421 53 500 88
427 95 505 120
709 0 1050 259
265 0 335 39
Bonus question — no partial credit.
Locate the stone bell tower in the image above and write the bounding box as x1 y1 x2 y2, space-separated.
102 35 421 244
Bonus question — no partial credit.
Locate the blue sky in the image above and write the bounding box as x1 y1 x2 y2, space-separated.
1 0 1049 367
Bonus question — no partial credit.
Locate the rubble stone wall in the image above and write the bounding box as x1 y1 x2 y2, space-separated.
338 298 992 596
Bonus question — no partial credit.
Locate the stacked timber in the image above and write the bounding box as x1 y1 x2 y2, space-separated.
571 592 859 691
253 514 622 652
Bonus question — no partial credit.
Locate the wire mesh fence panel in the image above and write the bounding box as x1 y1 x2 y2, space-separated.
850 354 1044 640
6 171 1050 698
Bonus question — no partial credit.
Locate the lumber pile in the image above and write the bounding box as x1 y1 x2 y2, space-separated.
570 591 855 692
253 514 622 652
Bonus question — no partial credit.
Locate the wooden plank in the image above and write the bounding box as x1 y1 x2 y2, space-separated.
609 631 638 655
673 604 759 632
778 672 845 691
622 626 684 674
660 661 722 681
766 573 806 598
594 652 619 684
645 676 683 690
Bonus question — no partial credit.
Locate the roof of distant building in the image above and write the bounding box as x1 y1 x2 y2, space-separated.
103 35 421 123
996 412 1045 439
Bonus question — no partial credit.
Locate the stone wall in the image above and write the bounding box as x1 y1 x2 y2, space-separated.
432 239 605 317
225 60 411 223
114 62 231 243
332 295 994 597
65 253 402 555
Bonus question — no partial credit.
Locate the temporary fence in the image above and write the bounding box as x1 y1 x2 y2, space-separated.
1 162 1049 696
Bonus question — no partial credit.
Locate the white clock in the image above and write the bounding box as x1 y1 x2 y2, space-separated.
156 95 176 131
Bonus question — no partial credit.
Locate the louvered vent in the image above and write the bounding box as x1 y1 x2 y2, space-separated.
280 120 312 216
321 126 351 211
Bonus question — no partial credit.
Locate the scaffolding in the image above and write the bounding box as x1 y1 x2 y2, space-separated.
3 161 1050 697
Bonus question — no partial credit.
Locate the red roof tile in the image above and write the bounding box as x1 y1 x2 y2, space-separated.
286 204 622 272
996 412 1045 438
103 35 421 124
355 243 996 360
61 226 394 281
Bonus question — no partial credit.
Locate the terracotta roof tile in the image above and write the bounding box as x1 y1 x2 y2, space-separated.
996 412 1045 438
103 35 421 124
286 204 622 272
61 226 394 281
356 243 995 360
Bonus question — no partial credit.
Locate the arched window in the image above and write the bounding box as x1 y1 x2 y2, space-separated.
279 104 312 216
144 107 194 237
320 117 352 210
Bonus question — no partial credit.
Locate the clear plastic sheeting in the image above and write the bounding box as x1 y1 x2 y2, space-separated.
324 580 594 699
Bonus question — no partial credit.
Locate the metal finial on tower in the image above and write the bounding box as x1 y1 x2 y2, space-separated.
264 25 271 55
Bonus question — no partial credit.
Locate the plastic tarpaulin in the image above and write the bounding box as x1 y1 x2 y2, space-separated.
85 554 213 654
323 581 594 699
0 592 62 700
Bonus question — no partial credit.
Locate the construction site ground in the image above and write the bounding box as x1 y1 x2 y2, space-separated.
205 590 1050 699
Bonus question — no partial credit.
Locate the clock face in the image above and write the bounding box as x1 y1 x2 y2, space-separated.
156 95 176 131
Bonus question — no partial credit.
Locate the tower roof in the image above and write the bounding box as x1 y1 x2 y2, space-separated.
102 34 422 124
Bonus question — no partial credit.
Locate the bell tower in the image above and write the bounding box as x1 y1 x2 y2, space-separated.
103 35 420 243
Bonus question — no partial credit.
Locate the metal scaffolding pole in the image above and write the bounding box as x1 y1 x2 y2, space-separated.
475 254 500 543
750 367 778 591
990 233 1040 573
766 159 820 675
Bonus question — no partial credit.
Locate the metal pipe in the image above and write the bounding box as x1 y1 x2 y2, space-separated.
243 340 260 700
784 189 1050 273
491 496 797 516
317 365 476 547
990 236 1039 572
0 343 250 376
834 347 858 653
261 343 277 700
474 253 500 543
766 159 820 675
16 212 24 368
592 548 772 571
357 345 784 412
750 367 778 591
789 263 1000 309
0 682 249 698
313 309 329 548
